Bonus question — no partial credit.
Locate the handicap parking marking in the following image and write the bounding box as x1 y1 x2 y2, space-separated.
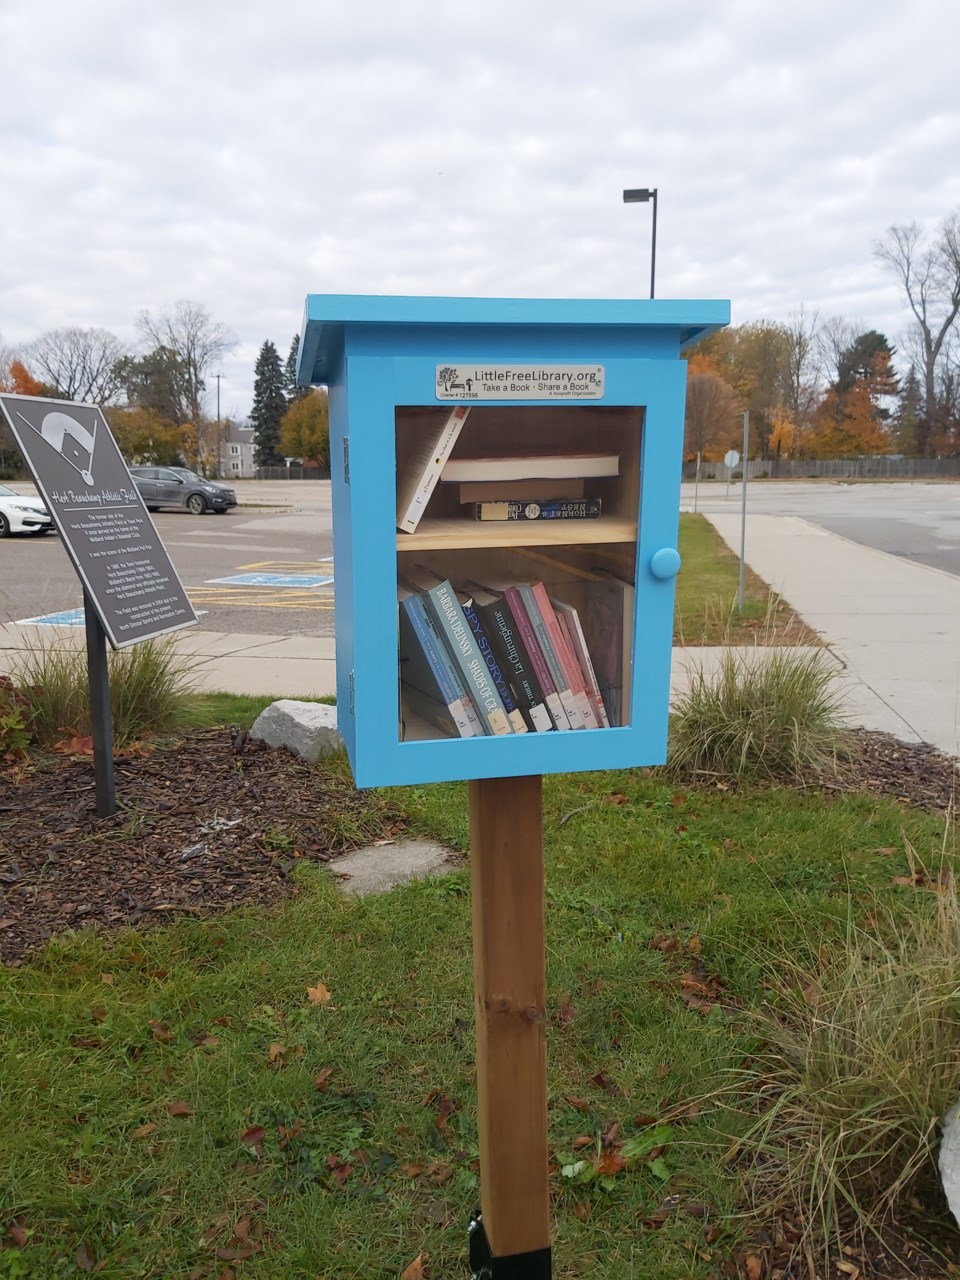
16 607 210 627
16 608 86 627
206 572 334 588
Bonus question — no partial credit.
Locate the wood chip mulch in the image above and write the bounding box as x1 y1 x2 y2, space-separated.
0 727 404 967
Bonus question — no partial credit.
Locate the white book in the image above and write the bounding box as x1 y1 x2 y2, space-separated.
397 405 471 533
439 452 619 484
552 598 611 728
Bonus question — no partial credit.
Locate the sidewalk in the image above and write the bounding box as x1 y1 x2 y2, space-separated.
703 512 960 757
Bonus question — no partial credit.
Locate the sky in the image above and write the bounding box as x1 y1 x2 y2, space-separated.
2 0 958 420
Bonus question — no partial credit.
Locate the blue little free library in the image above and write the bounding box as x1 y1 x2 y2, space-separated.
297 294 730 789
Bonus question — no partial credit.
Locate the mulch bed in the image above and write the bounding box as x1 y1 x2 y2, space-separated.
0 727 403 967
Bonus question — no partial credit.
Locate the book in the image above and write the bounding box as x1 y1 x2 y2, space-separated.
466 585 554 733
516 583 585 730
396 405 471 533
400 574 484 735
439 452 620 483
459 597 529 734
398 589 476 738
530 582 599 729
580 568 635 728
453 478 585 503
502 584 570 731
473 498 601 522
415 573 513 736
401 684 469 742
552 599 610 728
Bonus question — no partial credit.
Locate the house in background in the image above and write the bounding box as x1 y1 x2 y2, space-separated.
219 421 255 479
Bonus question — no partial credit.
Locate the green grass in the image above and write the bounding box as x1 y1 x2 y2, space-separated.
1 766 954 1277
675 515 816 646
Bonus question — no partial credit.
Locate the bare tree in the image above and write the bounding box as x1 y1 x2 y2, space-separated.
874 212 960 450
135 301 238 465
27 327 127 404
818 316 861 389
783 304 821 426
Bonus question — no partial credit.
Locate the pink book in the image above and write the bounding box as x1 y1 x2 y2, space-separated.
531 582 600 729
503 585 570 730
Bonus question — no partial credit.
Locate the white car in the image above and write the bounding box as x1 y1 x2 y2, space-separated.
0 484 54 537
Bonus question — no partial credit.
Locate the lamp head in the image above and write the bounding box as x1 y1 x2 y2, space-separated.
622 188 654 203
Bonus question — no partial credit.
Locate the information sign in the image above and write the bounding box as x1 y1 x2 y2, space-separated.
0 394 198 648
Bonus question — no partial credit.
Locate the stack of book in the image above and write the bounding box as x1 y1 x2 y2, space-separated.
441 452 618 523
398 565 633 741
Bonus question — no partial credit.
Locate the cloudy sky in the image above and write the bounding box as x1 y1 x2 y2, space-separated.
2 0 958 418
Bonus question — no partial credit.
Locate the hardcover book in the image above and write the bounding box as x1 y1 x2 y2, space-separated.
454 478 585 503
440 452 619 483
473 498 601 522
396 405 471 533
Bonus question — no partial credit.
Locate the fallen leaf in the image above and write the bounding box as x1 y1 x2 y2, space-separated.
216 1242 261 1262
596 1149 626 1176
131 1122 158 1139
571 1135 593 1150
402 1254 425 1280
240 1125 267 1148
267 1042 285 1064
745 1254 763 1280
307 982 331 1005
100 973 114 985
90 1007 107 1023
572 1199 592 1220
8 1221 28 1247
149 1019 173 1043
564 1095 591 1112
167 1101 194 1118
314 1066 335 1091
75 1241 95 1272
607 792 628 805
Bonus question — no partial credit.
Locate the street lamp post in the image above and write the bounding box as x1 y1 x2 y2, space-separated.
214 373 224 478
622 187 658 299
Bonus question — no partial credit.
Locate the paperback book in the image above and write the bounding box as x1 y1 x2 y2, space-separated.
473 498 601 522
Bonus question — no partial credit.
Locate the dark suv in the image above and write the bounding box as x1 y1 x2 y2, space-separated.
129 466 237 515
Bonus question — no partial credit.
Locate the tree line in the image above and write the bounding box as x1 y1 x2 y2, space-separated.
685 211 960 461
249 336 329 470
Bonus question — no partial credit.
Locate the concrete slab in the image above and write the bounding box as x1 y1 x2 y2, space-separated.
327 838 458 895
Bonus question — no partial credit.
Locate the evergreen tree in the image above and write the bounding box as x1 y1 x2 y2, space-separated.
285 334 310 406
251 340 287 467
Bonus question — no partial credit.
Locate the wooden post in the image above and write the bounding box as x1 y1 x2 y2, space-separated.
470 774 550 1264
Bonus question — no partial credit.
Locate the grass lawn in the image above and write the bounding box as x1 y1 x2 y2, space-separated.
675 514 817 646
1 757 953 1277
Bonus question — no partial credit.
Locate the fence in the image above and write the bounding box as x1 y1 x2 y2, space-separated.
683 456 960 481
254 466 331 481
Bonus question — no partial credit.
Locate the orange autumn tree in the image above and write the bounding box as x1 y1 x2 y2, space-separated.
0 359 49 396
813 344 898 457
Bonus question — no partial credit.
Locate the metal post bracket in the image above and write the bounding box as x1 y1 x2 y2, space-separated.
469 1213 552 1279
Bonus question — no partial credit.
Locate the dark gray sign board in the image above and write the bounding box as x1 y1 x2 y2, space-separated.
0 394 198 649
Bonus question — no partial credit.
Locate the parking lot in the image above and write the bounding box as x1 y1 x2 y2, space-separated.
0 481 336 639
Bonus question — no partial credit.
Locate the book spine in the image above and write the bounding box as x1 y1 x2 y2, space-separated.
400 596 475 738
555 611 601 729
396 405 471 533
552 599 611 728
503 586 570 730
530 582 597 728
474 597 553 733
424 580 512 735
473 498 602 522
417 599 484 735
517 584 584 730
460 599 528 734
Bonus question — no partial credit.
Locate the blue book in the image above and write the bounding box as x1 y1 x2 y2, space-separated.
419 577 512 736
398 589 475 738
460 597 528 733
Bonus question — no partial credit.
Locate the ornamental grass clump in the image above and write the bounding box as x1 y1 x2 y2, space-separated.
727 839 960 1259
12 637 197 749
668 644 849 782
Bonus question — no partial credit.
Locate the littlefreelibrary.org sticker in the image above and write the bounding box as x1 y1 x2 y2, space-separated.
436 364 604 400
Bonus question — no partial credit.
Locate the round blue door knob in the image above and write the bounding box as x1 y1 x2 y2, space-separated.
650 547 681 580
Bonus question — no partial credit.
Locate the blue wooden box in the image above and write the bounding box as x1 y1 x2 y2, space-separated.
297 295 729 788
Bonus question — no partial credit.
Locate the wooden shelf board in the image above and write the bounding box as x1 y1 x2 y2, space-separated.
396 516 637 551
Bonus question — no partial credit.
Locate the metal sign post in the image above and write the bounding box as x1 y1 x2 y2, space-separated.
723 448 739 501
83 588 116 817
